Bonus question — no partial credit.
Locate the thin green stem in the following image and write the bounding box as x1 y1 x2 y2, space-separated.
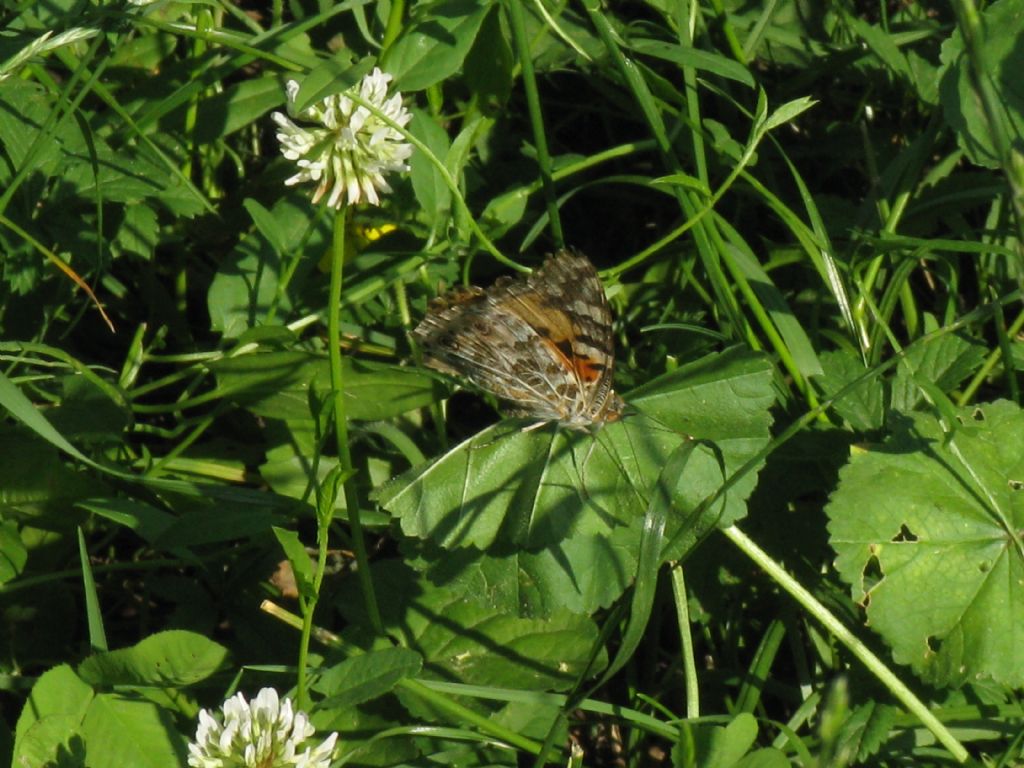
506 0 563 246
951 0 1024 247
381 0 405 52
722 525 969 763
669 564 699 719
397 679 544 755
327 207 384 635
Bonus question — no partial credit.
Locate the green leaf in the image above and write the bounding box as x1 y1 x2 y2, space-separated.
13 664 93 767
0 370 91 465
627 38 755 88
383 0 492 92
674 713 789 768
890 331 986 414
408 108 452 231
462 6 514 109
192 74 290 141
0 520 27 583
379 349 774 614
211 351 439 422
817 350 884 432
313 647 423 708
77 630 230 687
207 196 328 337
760 96 817 134
79 528 108 652
342 562 603 690
938 0 1024 169
77 497 176 544
81 693 186 767
154 504 280 548
272 526 315 600
827 401 1024 687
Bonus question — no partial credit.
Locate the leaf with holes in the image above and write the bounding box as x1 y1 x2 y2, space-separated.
826 401 1024 687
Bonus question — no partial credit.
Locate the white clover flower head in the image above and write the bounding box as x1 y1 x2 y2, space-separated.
271 68 413 209
187 687 338 768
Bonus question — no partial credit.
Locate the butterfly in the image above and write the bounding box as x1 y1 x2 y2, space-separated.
413 249 625 431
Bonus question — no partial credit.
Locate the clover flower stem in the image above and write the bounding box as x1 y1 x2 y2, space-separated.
327 206 384 638
722 524 969 763
380 0 405 52
506 0 563 247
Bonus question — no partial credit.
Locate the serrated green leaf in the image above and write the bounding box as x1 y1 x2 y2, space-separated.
77 630 229 687
817 350 884 431
891 330 986 413
827 401 1024 687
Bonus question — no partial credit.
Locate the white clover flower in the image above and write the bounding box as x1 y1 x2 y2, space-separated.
187 687 338 768
272 68 413 209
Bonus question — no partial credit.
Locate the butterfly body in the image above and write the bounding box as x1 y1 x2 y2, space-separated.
414 250 624 430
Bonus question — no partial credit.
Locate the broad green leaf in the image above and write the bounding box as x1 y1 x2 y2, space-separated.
827 401 1024 687
890 330 986 413
81 693 186 767
294 58 373 111
77 630 229 687
211 351 439 421
207 195 328 337
313 647 423 708
408 108 452 231
342 563 603 691
13 664 93 765
379 349 774 614
817 350 884 432
383 0 492 92
462 6 514 109
153 504 281 548
938 0 1024 169
192 74 290 140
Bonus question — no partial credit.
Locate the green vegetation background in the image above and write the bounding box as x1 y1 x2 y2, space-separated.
1 0 1022 766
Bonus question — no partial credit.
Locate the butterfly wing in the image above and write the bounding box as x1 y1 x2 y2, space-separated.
509 250 622 423
414 250 623 427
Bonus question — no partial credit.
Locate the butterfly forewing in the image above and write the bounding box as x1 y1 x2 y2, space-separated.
414 249 623 429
